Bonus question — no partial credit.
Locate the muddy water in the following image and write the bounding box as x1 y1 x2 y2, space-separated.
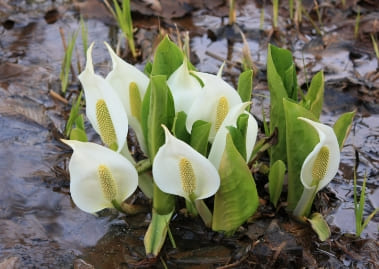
0 0 378 268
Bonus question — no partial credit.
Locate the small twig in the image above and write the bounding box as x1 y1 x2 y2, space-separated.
49 90 68 104
270 241 287 266
216 255 248 269
205 50 239 68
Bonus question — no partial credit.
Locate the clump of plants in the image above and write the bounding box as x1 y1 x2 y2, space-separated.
61 33 358 256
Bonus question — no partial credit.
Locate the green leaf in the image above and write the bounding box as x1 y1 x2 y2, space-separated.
74 114 85 131
141 75 175 160
268 44 298 100
268 160 286 207
172 111 191 144
333 110 355 150
153 183 175 215
360 208 379 237
195 200 212 228
283 99 318 210
267 44 297 166
140 75 176 215
237 69 253 109
138 171 154 199
301 71 324 119
144 61 153 76
144 209 174 256
226 113 249 160
306 213 331 241
227 126 246 160
353 172 377 237
151 36 183 77
212 134 259 235
190 120 211 156
112 0 136 57
69 128 88 142
60 31 78 94
65 91 83 136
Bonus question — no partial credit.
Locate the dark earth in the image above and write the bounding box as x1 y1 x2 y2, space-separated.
0 0 378 268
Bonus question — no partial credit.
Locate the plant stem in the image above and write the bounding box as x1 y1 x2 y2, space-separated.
195 200 213 228
272 0 279 29
229 0 236 25
293 185 317 218
135 159 152 174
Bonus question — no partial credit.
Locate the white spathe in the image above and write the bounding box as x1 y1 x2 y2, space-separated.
104 42 149 153
299 117 340 191
293 117 340 217
62 140 138 214
186 71 242 142
208 102 258 170
167 58 202 114
78 43 129 152
152 125 220 201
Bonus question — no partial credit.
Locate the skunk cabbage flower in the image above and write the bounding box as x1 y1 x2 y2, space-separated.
167 58 202 114
78 43 128 152
62 140 138 214
104 42 149 153
293 117 340 217
152 125 220 202
208 102 258 170
186 71 242 142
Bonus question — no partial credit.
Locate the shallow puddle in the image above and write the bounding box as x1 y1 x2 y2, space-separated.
0 0 378 268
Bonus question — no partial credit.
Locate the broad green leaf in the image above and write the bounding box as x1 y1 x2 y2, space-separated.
301 71 324 119
144 209 174 256
190 120 211 156
267 44 297 166
172 111 191 144
151 36 183 77
142 75 175 160
212 134 259 235
268 44 298 100
237 69 253 110
333 110 355 150
283 99 318 210
69 128 88 142
153 183 175 215
268 160 286 207
140 75 176 214
307 213 331 241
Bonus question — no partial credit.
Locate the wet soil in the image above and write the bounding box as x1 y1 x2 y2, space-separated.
0 0 378 268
